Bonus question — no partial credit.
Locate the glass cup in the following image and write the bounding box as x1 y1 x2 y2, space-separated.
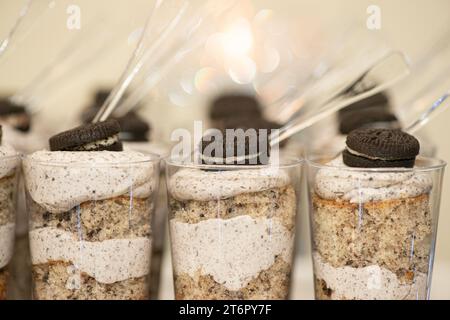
0 153 20 300
166 157 303 300
124 141 170 299
22 153 160 300
307 153 446 300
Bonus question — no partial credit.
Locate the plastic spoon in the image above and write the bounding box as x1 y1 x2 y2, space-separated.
93 0 238 123
271 51 410 146
405 92 450 134
93 0 191 123
10 23 115 111
0 0 32 57
0 0 54 61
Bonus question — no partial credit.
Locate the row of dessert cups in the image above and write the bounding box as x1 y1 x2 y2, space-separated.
0 149 445 300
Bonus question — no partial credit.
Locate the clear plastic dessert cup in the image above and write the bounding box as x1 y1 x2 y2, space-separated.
0 152 20 300
166 157 303 300
22 151 160 300
307 152 446 300
123 141 170 299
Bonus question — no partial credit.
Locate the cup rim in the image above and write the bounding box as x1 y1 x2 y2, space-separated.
22 151 161 167
307 153 447 173
164 155 304 170
123 141 171 157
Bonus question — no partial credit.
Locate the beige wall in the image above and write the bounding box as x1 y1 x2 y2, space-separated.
1 0 450 266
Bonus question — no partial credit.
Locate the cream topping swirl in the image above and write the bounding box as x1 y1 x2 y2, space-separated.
168 167 290 201
314 156 432 203
23 150 157 213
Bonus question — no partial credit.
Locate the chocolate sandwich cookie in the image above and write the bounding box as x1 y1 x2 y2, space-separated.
222 116 289 148
116 112 151 142
209 94 262 121
49 120 123 151
338 92 390 119
95 90 112 107
222 116 281 133
80 107 99 124
343 128 420 168
80 90 111 123
339 108 399 134
200 127 271 166
0 99 31 132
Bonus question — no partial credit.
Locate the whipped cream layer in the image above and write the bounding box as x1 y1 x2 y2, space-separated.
313 252 428 300
0 144 19 179
0 223 15 269
23 150 157 213
30 227 151 284
315 156 432 203
170 215 294 291
169 167 290 201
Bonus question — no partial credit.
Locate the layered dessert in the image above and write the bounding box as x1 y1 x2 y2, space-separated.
23 120 159 300
169 168 297 299
0 129 20 300
168 129 300 300
310 128 435 300
1 97 49 300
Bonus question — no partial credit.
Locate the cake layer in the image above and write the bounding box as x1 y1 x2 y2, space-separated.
0 223 15 269
32 261 148 300
29 196 152 242
0 175 17 226
174 256 291 300
312 193 432 276
0 267 7 300
170 186 296 231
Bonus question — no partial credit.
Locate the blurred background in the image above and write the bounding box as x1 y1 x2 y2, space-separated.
1 0 449 299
